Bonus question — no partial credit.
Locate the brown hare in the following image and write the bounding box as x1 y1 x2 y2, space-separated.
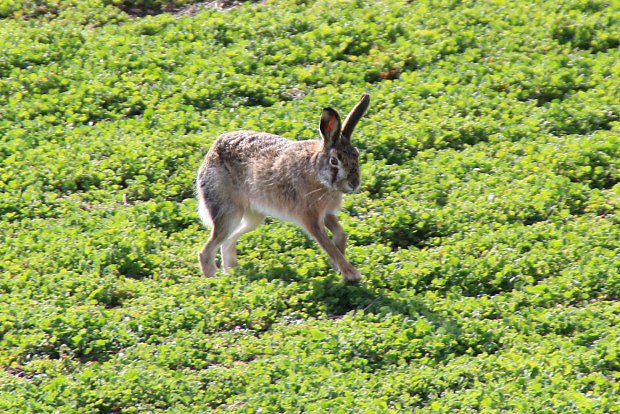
196 93 370 282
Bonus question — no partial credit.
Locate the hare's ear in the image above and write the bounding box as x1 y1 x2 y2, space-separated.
319 108 342 149
341 93 370 143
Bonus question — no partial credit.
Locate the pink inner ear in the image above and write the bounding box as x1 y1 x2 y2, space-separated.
326 116 336 134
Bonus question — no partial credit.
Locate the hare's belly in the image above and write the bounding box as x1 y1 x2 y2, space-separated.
250 201 298 224
245 188 343 224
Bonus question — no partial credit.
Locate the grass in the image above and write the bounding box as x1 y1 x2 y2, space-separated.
1 0 619 412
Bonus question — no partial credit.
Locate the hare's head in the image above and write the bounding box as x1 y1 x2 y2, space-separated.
317 94 370 194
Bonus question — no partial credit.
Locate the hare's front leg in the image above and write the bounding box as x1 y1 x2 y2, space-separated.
325 213 347 254
303 217 362 283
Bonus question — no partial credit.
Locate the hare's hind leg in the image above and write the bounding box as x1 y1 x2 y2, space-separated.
199 204 243 277
221 210 265 273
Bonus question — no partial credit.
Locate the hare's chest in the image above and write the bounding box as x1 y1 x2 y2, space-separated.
324 193 343 214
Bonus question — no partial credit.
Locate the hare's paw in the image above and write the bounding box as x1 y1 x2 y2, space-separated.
340 263 362 283
200 262 218 278
198 252 217 277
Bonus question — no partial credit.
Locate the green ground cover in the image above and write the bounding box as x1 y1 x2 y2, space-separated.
1 0 619 411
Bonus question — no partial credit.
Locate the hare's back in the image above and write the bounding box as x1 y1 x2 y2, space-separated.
209 130 292 162
200 131 294 184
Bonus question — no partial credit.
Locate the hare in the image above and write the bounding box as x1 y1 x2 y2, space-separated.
196 93 370 282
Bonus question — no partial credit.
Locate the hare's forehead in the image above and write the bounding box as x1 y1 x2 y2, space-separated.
330 145 359 158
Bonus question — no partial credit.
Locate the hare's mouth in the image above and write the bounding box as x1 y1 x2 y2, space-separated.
342 183 359 194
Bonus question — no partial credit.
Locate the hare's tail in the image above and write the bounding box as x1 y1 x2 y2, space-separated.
197 195 212 227
196 173 213 227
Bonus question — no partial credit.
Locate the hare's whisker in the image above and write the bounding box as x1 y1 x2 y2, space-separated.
304 188 325 198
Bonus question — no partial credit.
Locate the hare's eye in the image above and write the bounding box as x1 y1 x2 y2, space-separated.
329 156 339 167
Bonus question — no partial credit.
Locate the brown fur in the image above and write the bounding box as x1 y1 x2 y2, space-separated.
196 94 370 282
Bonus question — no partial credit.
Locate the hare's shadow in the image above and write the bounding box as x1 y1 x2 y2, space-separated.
307 277 446 322
238 261 444 323
238 261 373 315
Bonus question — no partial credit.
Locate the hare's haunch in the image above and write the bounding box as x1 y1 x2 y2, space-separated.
196 94 370 282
